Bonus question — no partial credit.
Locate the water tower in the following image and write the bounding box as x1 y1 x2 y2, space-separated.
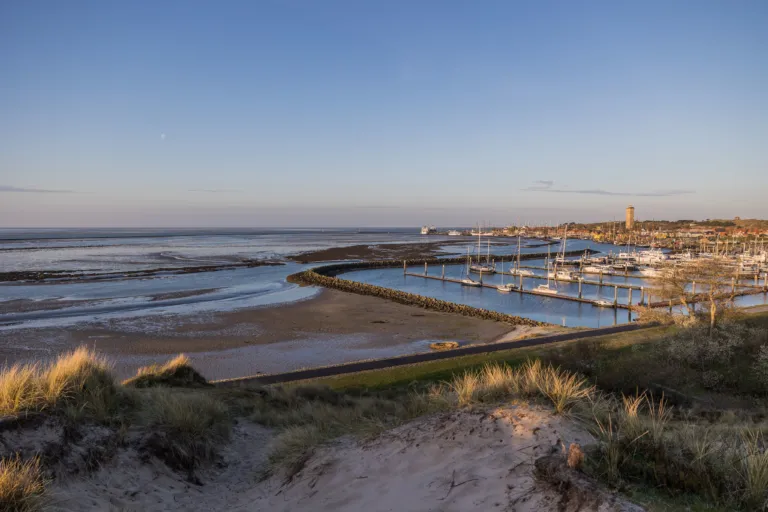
625 205 635 230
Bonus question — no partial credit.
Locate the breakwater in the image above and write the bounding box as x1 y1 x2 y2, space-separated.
287 250 594 327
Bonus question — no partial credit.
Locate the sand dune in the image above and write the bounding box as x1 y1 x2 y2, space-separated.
45 404 642 511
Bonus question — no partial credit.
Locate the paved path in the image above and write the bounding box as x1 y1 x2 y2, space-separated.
214 322 655 386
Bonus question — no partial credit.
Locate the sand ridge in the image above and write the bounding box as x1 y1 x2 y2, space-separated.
43 404 643 511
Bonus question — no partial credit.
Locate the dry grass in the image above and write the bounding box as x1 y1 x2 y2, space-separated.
741 430 768 509
140 390 230 472
261 360 595 477
584 392 768 510
445 360 594 413
0 456 46 512
123 354 209 388
0 347 117 419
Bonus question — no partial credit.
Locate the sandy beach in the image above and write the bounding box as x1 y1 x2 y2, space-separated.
0 289 564 380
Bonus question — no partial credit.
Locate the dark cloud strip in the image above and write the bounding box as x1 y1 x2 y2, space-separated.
523 187 693 197
0 185 74 193
188 189 237 193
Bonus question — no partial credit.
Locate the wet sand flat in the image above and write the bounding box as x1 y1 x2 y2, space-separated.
0 290 560 380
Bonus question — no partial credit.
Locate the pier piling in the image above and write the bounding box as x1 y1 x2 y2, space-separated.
403 260 406 275
519 274 523 290
640 286 645 305
424 262 428 275
614 286 618 307
628 287 633 306
578 278 583 299
442 265 445 280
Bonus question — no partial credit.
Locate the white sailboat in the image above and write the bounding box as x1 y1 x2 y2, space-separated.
510 234 534 276
470 230 495 273
536 245 558 294
497 258 515 292
461 247 481 287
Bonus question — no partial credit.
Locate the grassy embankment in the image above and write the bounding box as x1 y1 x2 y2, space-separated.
2 311 768 511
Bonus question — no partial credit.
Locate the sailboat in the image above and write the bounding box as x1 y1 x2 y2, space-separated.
554 224 577 266
536 245 558 294
510 234 534 276
497 258 515 292
469 226 495 274
461 247 481 287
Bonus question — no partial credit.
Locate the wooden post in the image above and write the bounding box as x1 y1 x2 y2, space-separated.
599 271 603 286
640 286 645 305
628 287 633 306
692 280 696 296
424 262 428 275
442 265 445 280
731 277 735 293
519 273 523 290
614 286 618 307
669 299 673 314
755 273 759 286
578 278 583 299
403 260 406 275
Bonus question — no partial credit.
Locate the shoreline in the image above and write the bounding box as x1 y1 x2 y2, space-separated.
0 289 569 380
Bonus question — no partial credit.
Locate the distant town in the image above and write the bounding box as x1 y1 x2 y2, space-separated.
421 206 768 252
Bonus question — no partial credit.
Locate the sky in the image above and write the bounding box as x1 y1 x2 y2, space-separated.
1 0 767 227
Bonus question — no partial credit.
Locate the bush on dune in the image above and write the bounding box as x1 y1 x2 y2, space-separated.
123 354 210 389
140 390 230 476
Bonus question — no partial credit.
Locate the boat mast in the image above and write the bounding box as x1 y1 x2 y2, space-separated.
547 245 552 287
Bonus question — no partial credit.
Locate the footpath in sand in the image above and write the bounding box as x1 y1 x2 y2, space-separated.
46 404 642 512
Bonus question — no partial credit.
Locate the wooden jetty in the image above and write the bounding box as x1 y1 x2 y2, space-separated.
404 266 635 309
404 261 768 310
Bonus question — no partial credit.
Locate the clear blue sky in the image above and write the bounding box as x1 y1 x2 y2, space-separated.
1 0 766 227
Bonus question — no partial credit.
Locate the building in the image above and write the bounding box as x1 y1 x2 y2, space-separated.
625 205 635 230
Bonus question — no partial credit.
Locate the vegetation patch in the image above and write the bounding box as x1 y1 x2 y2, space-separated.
429 341 459 350
0 347 119 421
0 456 46 512
123 354 210 389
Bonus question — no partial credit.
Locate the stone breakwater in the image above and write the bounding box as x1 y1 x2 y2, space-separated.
288 268 546 326
285 250 592 327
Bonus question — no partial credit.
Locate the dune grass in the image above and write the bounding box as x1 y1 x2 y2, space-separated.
139 389 230 473
0 347 118 419
0 349 231 509
259 359 595 478
0 456 46 512
584 391 768 510
123 354 210 388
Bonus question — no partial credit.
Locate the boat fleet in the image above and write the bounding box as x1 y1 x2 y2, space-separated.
446 222 766 301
